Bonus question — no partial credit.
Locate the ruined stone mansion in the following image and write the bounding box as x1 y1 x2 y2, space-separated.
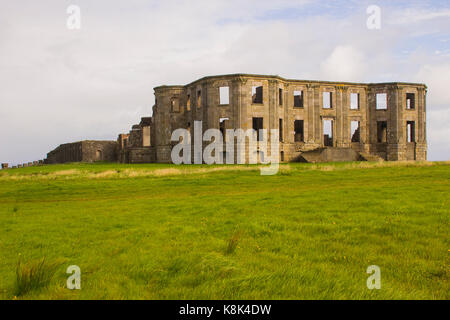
43 74 427 165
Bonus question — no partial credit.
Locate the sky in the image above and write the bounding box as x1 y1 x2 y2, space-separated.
0 0 449 165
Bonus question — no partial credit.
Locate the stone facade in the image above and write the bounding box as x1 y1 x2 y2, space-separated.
41 74 427 165
117 117 155 163
145 74 427 163
46 140 117 164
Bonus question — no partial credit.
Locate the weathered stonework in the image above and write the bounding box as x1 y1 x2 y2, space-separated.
46 140 117 164
43 74 427 165
145 74 427 163
117 117 155 163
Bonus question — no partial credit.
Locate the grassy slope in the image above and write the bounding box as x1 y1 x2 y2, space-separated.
0 162 448 300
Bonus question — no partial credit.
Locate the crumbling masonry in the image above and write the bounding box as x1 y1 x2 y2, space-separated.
43 74 427 165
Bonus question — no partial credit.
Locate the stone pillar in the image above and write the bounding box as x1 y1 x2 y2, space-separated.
336 86 349 148
268 79 278 144
387 85 406 161
415 87 427 160
312 85 321 145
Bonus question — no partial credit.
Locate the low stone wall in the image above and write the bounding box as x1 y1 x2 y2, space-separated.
46 140 118 164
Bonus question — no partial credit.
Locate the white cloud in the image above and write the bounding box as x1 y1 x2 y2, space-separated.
320 45 367 81
414 63 450 107
388 8 450 25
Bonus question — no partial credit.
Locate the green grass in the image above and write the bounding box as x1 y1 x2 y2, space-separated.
0 161 448 300
14 257 61 297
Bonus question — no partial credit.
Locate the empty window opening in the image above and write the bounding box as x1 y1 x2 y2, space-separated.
219 86 230 105
323 92 332 109
252 117 264 141
323 119 333 146
280 151 285 162
406 93 415 109
279 118 283 142
95 150 102 161
407 121 415 142
186 95 191 111
376 93 387 110
294 91 304 108
294 120 304 142
351 121 360 142
219 117 229 138
377 121 387 142
279 88 283 106
197 90 202 108
171 98 180 112
350 93 359 110
252 86 263 104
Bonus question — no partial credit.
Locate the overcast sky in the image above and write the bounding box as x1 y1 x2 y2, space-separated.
0 0 449 165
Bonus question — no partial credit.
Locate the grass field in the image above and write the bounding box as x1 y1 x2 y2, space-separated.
0 161 448 300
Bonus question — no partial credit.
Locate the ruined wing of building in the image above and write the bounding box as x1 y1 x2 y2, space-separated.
42 74 427 165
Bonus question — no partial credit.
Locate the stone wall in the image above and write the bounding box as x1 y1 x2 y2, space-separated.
117 117 154 163
40 74 427 165
46 141 117 164
152 74 427 163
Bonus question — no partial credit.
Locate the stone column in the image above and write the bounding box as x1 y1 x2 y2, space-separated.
268 79 278 144
387 85 406 161
312 85 321 145
415 87 427 160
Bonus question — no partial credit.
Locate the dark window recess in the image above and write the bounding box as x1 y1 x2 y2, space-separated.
406 93 415 109
279 88 283 106
252 117 264 141
219 118 229 139
252 86 263 104
197 90 201 107
407 121 415 142
294 120 304 142
171 99 179 112
377 121 387 143
279 119 283 142
294 91 304 108
280 151 284 162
